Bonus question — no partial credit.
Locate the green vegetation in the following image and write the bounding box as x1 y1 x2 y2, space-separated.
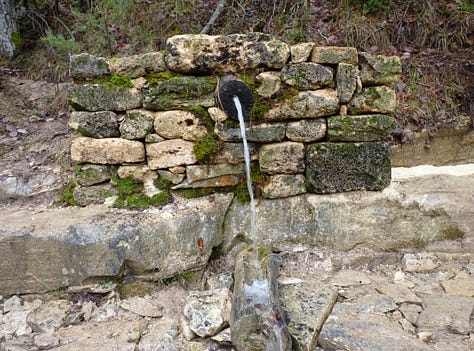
193 134 220 165
114 177 170 209
161 271 195 286
57 179 77 206
235 165 268 203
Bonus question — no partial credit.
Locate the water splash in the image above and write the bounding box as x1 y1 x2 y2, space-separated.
233 95 256 236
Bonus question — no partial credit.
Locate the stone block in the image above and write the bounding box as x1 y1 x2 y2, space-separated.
265 89 339 121
109 52 166 78
281 63 334 90
186 163 245 183
165 33 290 73
214 142 258 164
290 42 315 63
348 86 397 114
327 114 397 141
154 110 208 141
73 183 118 206
311 46 358 65
142 76 216 110
305 142 391 193
359 52 402 85
255 71 281 98
259 142 305 175
69 111 120 138
73 164 113 186
68 84 142 112
214 122 285 142
286 118 327 142
336 63 357 104
69 53 109 80
261 174 307 199
71 137 145 164
119 109 155 140
146 139 197 169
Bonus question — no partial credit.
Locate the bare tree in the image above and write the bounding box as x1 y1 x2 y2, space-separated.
0 0 14 57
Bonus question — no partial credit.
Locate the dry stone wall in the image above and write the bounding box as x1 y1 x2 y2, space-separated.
68 33 401 206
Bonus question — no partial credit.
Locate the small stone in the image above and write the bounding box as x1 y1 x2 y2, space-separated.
33 332 60 349
259 142 305 175
27 300 72 333
157 170 185 185
186 163 245 183
359 52 402 85
399 303 422 325
208 107 228 122
145 133 165 143
291 42 315 63
73 183 118 206
120 296 163 317
327 114 397 142
109 51 166 78
332 269 373 287
180 316 197 341
120 109 155 140
286 118 327 142
71 137 145 164
281 63 334 90
169 166 186 174
262 174 307 199
402 253 438 272
206 273 234 291
69 111 120 138
339 104 348 115
210 327 232 344
3 296 22 313
74 164 112 186
215 122 285 143
255 71 281 98
214 142 258 165
440 271 474 296
336 63 357 103
348 86 397 114
70 53 109 79
154 110 208 141
417 331 433 343
375 283 422 304
132 77 147 89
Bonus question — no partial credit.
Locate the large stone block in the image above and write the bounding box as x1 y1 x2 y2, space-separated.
68 84 142 112
142 76 216 110
328 114 397 141
165 33 290 73
281 63 334 90
311 46 358 65
109 52 166 78
68 111 119 138
348 86 397 114
265 89 339 121
71 137 145 164
259 142 305 175
305 142 391 193
359 52 402 86
214 122 285 142
69 53 109 79
73 164 113 186
154 110 208 141
146 139 197 169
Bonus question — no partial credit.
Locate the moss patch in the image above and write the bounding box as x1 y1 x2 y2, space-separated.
57 179 77 206
114 177 170 209
235 165 268 203
193 134 220 165
161 271 195 286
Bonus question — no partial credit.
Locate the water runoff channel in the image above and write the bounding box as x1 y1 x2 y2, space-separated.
218 75 292 351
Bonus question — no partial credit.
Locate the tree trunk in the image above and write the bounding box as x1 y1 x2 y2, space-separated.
0 0 14 58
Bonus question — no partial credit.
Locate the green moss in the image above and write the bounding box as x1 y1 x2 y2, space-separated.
144 70 183 84
161 271 195 286
193 134 220 164
76 72 133 89
235 165 267 203
58 179 77 206
155 176 172 191
251 98 271 120
120 281 156 298
11 32 22 49
114 176 170 209
150 192 170 205
109 72 134 88
443 226 464 240
116 177 143 196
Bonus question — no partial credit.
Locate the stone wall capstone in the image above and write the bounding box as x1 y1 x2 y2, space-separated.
67 33 401 206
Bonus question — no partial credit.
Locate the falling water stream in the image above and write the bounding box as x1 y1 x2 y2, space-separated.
233 95 286 351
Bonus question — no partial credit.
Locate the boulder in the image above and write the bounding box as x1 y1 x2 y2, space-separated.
306 142 391 193
142 76 216 110
265 89 339 121
146 139 197 169
119 109 155 140
348 86 397 114
165 33 290 73
71 137 145 164
327 114 397 141
0 194 233 295
359 52 402 86
68 84 142 112
281 63 334 90
69 111 120 138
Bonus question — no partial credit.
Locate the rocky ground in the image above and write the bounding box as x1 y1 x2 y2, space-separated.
0 75 473 350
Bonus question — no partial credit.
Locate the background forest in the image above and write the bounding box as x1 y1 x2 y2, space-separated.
1 0 473 142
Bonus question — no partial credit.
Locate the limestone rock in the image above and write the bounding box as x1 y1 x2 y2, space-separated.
146 139 196 169
311 46 358 65
69 111 120 138
255 71 281 98
165 33 290 73
318 305 432 351
327 114 397 141
348 86 397 114
68 84 142 112
281 63 334 90
157 170 185 185
0 194 233 295
215 122 285 142
120 296 163 317
34 333 60 349
138 318 183 351
27 300 72 333
306 142 391 193
375 283 422 304
145 133 165 143
279 281 338 351
154 110 208 141
109 52 166 78
119 109 155 140
184 289 232 337
208 107 228 122
172 175 240 189
186 163 245 183
332 269 373 287
70 53 109 79
359 52 402 85
261 174 306 199
142 76 216 110
440 271 474 296
286 118 326 142
399 303 422 325
73 164 113 186
336 63 357 104
259 142 305 175
213 142 258 165
290 42 315 63
416 295 474 335
73 183 118 206
265 89 339 121
71 137 145 164
402 253 439 272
